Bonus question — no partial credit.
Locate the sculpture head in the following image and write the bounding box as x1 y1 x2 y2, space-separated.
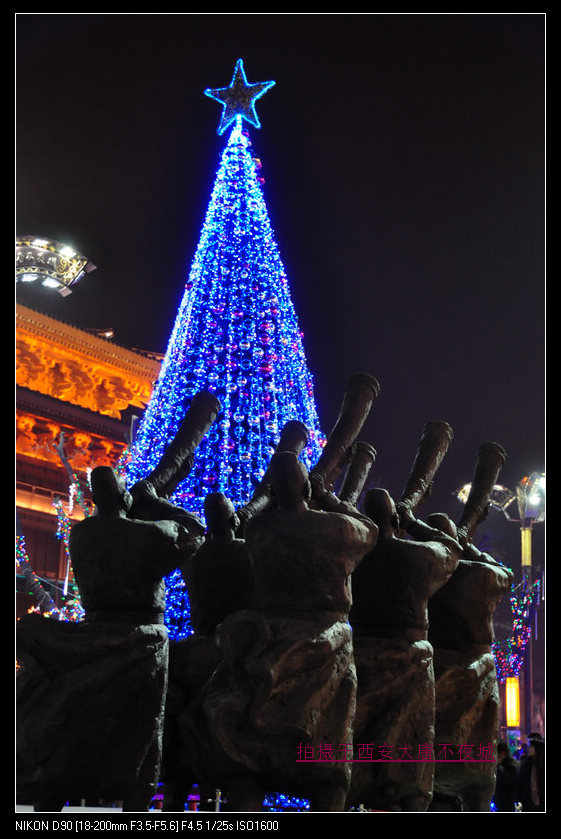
204 491 239 536
268 451 311 509
364 488 399 533
427 512 458 539
90 466 132 516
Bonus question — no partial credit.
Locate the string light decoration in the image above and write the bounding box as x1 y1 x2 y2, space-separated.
263 792 310 812
17 445 90 624
16 534 59 618
52 497 86 621
492 577 542 682
126 66 325 639
114 444 131 479
17 527 83 672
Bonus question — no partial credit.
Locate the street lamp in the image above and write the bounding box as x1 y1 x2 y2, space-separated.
456 472 545 575
515 473 545 579
16 236 96 296
456 481 516 514
456 471 545 738
511 473 545 742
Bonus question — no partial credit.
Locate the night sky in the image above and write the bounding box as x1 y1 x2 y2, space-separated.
16 13 545 590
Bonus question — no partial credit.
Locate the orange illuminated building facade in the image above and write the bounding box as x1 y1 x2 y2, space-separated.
16 303 161 616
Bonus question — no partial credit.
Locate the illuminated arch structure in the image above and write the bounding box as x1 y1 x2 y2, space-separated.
16 236 97 297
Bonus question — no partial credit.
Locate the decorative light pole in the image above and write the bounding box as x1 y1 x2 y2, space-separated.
514 473 545 580
512 473 545 738
456 472 545 737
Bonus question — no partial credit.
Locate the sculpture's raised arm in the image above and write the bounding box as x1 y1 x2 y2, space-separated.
394 420 454 529
337 440 377 506
142 390 222 499
309 372 380 505
236 419 310 529
128 391 222 531
455 441 507 546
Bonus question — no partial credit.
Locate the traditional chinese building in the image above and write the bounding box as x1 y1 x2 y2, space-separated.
16 303 161 616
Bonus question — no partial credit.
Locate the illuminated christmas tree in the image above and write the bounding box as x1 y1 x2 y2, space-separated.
126 60 324 639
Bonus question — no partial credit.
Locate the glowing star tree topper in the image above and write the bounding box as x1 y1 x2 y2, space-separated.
204 58 275 135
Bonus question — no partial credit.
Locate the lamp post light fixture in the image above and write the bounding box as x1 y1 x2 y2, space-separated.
511 473 545 742
456 481 516 515
455 472 545 576
16 236 96 297
515 473 545 577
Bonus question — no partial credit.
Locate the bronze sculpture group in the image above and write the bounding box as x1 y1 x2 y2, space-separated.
16 375 513 813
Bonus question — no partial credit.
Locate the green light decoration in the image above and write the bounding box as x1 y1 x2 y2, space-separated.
492 577 542 682
16 534 59 618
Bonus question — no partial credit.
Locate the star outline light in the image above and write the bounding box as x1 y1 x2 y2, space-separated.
204 58 276 135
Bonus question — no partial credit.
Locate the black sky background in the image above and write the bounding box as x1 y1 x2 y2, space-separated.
16 13 545 606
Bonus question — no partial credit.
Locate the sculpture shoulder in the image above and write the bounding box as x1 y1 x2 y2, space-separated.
246 507 376 549
329 508 378 549
465 552 514 589
379 532 459 577
193 536 249 566
70 514 184 546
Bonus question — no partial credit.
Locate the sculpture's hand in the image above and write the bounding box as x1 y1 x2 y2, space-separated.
309 472 328 502
456 525 470 550
130 479 158 503
395 501 414 532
